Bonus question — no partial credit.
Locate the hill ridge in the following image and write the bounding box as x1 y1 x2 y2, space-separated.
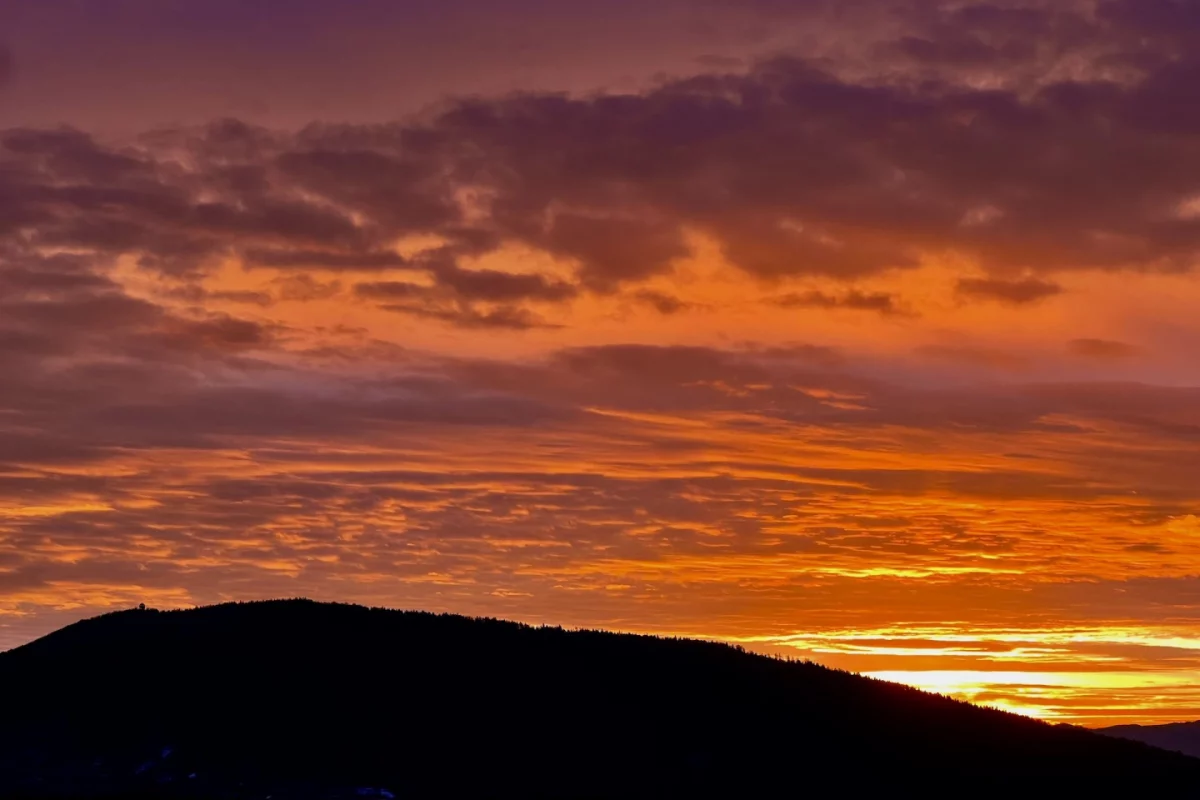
0 599 1195 797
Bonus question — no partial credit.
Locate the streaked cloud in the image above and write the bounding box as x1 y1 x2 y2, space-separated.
956 277 1064 305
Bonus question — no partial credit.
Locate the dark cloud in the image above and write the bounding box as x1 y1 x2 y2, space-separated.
0 251 119 299
0 243 280 385
772 289 902 315
377 298 561 330
1125 542 1169 554
163 285 274 307
741 342 846 368
917 344 1029 371
354 263 575 329
353 281 424 301
303 46 1200 281
163 315 275 352
207 290 274 306
376 44 1200 282
537 213 689 290
1068 338 1143 359
274 146 458 233
242 248 410 270
6 25 1200 297
431 265 578 303
271 274 342 302
956 277 1064 305
633 289 696 315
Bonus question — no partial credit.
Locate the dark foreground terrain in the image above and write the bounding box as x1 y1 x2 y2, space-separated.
0 599 1195 797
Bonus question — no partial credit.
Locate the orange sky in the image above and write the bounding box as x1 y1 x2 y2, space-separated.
3 0 1200 726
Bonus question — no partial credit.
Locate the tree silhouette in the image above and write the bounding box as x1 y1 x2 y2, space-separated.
0 599 1194 797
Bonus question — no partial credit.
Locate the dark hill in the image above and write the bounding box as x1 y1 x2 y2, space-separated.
0 599 1195 797
1099 720 1200 758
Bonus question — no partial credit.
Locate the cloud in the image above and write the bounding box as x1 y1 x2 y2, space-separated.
0 243 282 397
740 342 846 368
9 31 1200 299
772 289 902 315
354 264 574 329
163 315 275 352
376 298 561 330
271 274 342 302
633 290 696 315
163 285 274 307
431 265 578 303
917 344 1029 371
538 213 689 290
274 145 459 233
352 281 425 301
242 248 410 270
956 277 1064 305
1068 338 1143 359
1 273 1199 727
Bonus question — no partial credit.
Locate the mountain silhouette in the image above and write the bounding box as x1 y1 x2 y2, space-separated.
0 599 1195 797
1099 720 1200 759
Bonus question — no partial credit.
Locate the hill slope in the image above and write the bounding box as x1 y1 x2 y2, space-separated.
1099 720 1200 758
0 599 1195 797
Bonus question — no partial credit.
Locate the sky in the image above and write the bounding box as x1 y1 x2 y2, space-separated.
3 0 1200 726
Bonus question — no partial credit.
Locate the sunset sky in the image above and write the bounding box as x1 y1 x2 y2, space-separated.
4 0 1200 726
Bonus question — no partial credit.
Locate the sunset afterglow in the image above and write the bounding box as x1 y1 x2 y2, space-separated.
3 0 1200 727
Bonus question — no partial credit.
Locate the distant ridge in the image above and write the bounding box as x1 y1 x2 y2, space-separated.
1099 720 1200 759
0 599 1196 797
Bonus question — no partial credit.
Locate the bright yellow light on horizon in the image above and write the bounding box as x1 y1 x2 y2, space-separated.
864 669 1200 725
